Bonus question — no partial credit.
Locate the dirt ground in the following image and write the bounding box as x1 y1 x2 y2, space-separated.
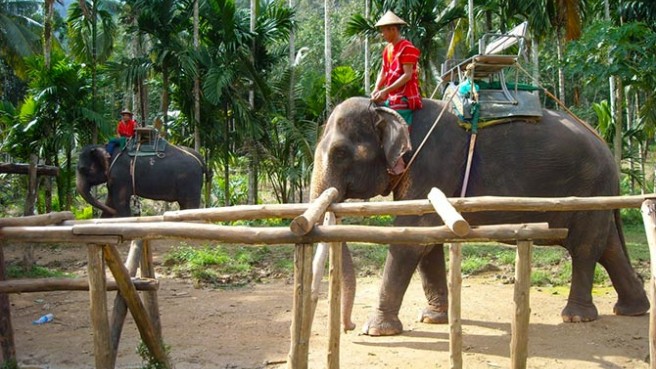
2 241 651 369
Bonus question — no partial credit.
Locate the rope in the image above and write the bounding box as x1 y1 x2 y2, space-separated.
513 62 606 144
173 145 204 169
387 89 459 192
131 142 140 196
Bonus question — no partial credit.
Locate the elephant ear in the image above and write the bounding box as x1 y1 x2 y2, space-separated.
374 107 412 175
91 146 111 177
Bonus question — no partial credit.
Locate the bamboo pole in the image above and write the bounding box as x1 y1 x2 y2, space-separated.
140 240 162 340
60 194 650 225
428 188 470 236
0 211 74 227
87 244 112 369
110 240 144 367
287 243 313 369
102 244 170 368
68 222 566 245
448 243 463 369
0 162 60 176
153 194 654 223
326 212 341 369
0 240 16 364
0 225 120 244
640 200 656 369
290 188 339 235
0 277 158 293
511 240 532 369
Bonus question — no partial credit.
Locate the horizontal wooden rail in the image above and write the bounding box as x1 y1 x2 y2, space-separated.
52 194 654 226
2 223 566 245
0 211 74 227
0 277 158 293
0 226 121 244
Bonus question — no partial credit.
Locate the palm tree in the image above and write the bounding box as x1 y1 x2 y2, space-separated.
345 0 465 95
133 0 193 131
0 0 42 80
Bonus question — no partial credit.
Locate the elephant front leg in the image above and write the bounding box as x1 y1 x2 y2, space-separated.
362 244 424 336
417 245 448 324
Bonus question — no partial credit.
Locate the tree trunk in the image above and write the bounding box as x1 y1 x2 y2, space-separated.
531 37 540 87
224 105 231 207
194 0 201 153
467 0 474 49
364 0 370 94
324 0 333 115
22 154 38 269
43 0 54 68
556 29 566 105
613 77 623 172
160 67 170 132
247 0 259 205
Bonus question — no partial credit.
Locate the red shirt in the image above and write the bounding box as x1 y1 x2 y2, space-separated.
382 39 422 110
117 119 136 137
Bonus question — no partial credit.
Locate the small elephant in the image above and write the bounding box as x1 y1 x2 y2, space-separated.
76 141 205 217
310 96 649 336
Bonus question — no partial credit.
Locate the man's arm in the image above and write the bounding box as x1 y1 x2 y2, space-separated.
371 68 386 102
371 63 413 102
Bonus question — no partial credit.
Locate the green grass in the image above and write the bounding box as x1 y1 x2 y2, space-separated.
153 215 656 289
162 243 294 287
6 264 72 279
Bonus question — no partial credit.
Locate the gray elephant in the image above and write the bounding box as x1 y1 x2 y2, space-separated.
310 96 649 336
76 141 205 217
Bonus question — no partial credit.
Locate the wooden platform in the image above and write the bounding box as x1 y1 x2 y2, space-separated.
441 55 518 84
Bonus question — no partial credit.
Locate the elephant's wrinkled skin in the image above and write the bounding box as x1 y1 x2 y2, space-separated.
310 96 649 336
76 143 205 217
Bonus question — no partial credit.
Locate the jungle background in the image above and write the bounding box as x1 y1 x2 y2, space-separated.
0 0 655 216
2 1 656 368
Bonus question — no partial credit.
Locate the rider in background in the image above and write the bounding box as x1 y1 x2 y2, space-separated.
107 109 137 155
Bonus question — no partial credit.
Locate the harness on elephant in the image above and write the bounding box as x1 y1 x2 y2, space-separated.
392 22 542 196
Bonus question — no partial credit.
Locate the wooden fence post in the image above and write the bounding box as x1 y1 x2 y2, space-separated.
140 240 162 339
102 244 169 368
325 212 341 369
511 240 532 369
640 200 656 369
0 240 16 365
448 242 463 369
288 243 313 369
110 240 144 367
87 244 112 369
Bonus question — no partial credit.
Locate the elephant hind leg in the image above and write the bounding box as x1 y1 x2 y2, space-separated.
598 223 649 316
560 256 599 323
560 218 603 323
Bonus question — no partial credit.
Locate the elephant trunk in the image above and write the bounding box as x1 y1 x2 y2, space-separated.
309 166 357 332
76 175 117 216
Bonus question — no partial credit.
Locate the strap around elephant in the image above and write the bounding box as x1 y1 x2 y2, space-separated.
387 89 459 195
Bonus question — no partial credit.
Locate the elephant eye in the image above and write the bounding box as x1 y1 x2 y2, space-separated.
330 145 352 163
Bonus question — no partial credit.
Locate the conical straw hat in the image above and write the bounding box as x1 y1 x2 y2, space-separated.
375 11 407 27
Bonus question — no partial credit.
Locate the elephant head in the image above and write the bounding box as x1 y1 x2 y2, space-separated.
309 97 412 332
310 97 412 202
76 145 117 216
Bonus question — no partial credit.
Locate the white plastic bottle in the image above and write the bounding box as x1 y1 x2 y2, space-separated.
32 313 54 325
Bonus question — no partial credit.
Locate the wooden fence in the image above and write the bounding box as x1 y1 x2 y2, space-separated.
0 191 654 369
